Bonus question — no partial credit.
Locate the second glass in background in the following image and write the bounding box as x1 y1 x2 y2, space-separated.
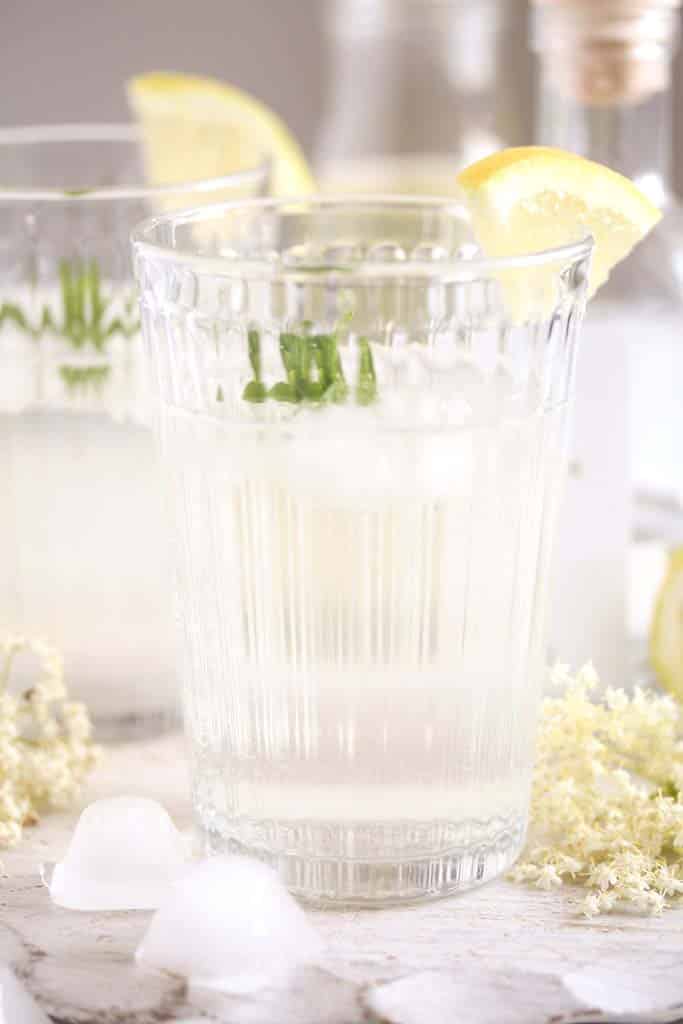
0 125 268 736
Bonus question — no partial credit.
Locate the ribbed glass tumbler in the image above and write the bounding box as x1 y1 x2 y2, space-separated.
133 197 592 905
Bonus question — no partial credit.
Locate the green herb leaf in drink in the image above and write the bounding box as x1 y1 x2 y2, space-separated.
241 323 373 408
0 258 139 348
59 364 110 393
241 329 268 403
355 336 377 406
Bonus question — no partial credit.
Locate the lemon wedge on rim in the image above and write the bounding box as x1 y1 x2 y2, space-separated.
457 146 661 296
127 71 315 198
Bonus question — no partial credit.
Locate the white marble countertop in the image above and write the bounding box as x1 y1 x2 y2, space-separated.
3 734 683 1024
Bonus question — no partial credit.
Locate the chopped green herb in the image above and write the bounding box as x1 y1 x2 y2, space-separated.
59 365 110 393
242 381 267 402
300 336 326 400
242 324 367 407
316 333 349 404
0 303 29 332
269 381 300 403
247 329 263 379
355 336 377 405
241 329 269 403
0 258 139 348
269 332 304 402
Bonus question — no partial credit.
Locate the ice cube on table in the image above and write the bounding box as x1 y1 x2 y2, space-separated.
136 856 323 993
0 966 50 1024
366 968 589 1024
49 797 186 911
563 964 683 1019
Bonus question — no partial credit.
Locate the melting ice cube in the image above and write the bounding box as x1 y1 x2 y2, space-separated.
563 964 683 1018
0 966 50 1024
366 968 581 1024
136 855 323 993
49 797 186 911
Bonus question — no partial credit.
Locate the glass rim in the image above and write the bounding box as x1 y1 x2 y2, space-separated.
132 194 594 281
0 123 270 202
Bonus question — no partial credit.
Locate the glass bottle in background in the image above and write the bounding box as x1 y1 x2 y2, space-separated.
315 0 514 193
532 0 683 684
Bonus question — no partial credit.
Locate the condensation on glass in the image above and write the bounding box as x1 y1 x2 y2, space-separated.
134 197 592 904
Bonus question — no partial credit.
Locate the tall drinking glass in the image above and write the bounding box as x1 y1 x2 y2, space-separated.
133 197 592 904
0 125 268 737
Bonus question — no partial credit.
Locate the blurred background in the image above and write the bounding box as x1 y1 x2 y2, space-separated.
2 0 681 193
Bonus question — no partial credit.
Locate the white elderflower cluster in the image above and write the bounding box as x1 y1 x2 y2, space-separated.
510 663 683 916
0 634 100 848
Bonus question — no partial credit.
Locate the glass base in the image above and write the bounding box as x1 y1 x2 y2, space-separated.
202 815 526 907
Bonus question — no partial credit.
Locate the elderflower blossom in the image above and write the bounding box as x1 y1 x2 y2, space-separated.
509 663 683 916
0 633 100 848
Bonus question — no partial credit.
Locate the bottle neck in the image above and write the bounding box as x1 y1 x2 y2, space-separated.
536 73 675 205
316 0 505 181
535 72 672 206
531 0 679 209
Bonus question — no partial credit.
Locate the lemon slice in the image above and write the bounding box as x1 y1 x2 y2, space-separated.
127 71 315 198
650 548 683 701
457 146 661 296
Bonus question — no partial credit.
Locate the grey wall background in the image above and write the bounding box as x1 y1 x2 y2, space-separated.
2 0 682 193
2 0 328 153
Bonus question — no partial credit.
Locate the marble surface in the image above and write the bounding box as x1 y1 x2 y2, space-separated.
3 734 683 1024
